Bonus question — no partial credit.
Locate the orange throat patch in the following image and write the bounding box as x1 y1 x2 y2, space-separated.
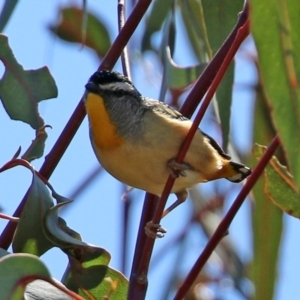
85 93 124 150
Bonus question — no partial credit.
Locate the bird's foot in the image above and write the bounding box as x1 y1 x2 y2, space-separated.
145 221 167 238
168 159 190 178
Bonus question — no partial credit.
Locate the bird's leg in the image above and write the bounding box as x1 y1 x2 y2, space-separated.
162 189 188 218
145 159 190 238
145 189 188 238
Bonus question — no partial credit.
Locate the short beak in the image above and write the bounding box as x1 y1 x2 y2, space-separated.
85 82 101 94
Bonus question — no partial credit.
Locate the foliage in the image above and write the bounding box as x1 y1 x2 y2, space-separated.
0 0 299 299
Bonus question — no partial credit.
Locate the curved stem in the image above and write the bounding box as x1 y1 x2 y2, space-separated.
0 0 153 250
130 3 250 299
174 135 280 300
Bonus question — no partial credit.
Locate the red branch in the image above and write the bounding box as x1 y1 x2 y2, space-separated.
0 0 153 250
128 3 250 300
174 135 280 299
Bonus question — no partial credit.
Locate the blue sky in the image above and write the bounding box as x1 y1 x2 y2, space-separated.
0 1 299 299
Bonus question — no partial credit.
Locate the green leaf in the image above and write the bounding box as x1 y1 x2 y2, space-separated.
0 253 51 299
250 84 283 300
46 202 128 300
201 0 244 149
165 47 207 89
64 261 128 300
44 201 107 251
251 174 283 300
158 11 176 101
178 0 243 148
158 7 206 100
202 0 244 54
141 0 173 52
251 0 300 192
45 202 128 299
12 165 54 256
253 144 299 217
0 35 58 130
21 125 51 162
178 0 209 62
0 253 79 300
49 6 111 59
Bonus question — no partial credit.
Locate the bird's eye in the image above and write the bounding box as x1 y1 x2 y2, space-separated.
114 90 125 98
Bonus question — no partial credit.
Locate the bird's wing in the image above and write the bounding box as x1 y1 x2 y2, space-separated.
142 98 189 121
143 98 231 160
200 131 231 159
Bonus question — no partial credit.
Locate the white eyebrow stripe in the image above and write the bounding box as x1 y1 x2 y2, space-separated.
100 81 135 93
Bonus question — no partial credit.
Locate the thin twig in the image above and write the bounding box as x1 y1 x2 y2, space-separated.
137 6 250 284
41 0 153 179
117 0 132 276
121 190 133 275
174 134 281 299
128 193 159 300
129 3 250 299
0 0 153 250
118 0 131 79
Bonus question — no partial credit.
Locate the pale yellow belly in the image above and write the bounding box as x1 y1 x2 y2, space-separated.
92 141 201 195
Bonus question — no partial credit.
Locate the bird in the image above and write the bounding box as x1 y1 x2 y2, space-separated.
84 70 251 237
